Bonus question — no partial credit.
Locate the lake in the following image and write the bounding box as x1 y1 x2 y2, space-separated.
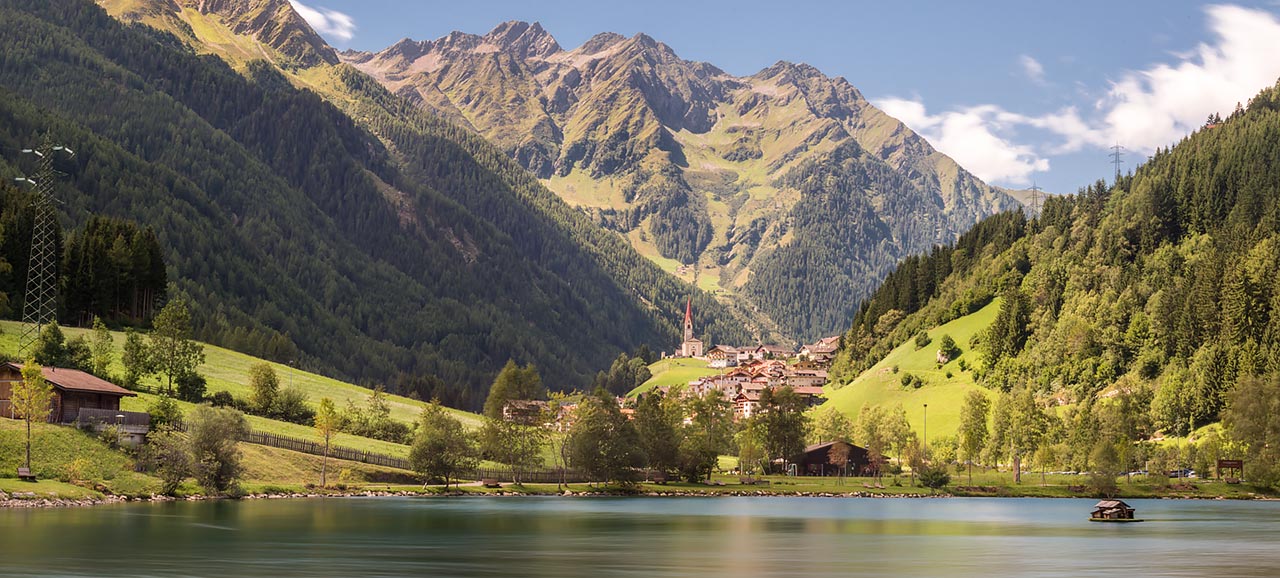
2 496 1278 577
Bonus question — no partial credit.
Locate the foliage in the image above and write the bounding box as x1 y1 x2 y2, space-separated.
146 395 183 428
592 352 652 397
31 324 89 370
142 425 189 496
751 386 810 469
913 331 931 349
478 417 548 482
89 317 113 378
120 329 151 389
149 298 205 396
248 362 280 415
808 406 854 445
60 216 167 326
678 392 734 481
13 358 54 467
566 389 645 483
957 390 990 484
1224 375 1280 488
340 387 412 443
314 397 339 487
174 371 206 403
408 401 477 488
938 334 960 361
917 465 951 489
633 392 680 477
186 404 249 494
482 360 545 420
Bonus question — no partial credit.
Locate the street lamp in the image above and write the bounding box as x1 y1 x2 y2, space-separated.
115 413 125 448
923 404 928 458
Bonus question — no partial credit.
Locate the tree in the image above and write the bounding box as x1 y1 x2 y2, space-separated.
121 328 152 388
1223 374 1280 488
678 392 734 482
479 417 548 483
633 392 680 478
755 386 810 471
566 389 644 484
149 298 205 395
187 405 249 494
809 406 854 445
90 316 114 378
992 388 1051 483
248 362 280 414
409 401 478 488
13 360 54 471
143 426 190 495
856 405 890 481
828 441 852 481
482 360 545 420
938 334 961 361
175 372 206 403
146 394 183 428
958 390 990 485
315 397 339 487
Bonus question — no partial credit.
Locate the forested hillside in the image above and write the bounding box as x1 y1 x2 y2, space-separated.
832 82 1280 445
0 0 748 408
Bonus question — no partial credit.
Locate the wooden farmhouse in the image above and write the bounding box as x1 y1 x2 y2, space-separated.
0 362 136 423
799 441 876 476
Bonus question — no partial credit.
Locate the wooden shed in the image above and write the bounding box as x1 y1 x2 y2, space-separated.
1090 500 1140 522
0 362 136 423
800 441 875 476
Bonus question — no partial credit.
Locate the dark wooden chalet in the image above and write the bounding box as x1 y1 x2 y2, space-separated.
0 362 136 423
800 441 876 476
1090 500 1137 521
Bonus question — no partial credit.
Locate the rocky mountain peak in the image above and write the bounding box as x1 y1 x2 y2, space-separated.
174 0 338 66
578 31 627 54
483 21 561 59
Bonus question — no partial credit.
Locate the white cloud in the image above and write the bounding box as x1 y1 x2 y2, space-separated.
1019 55 1046 85
874 4 1280 187
1101 4 1280 152
877 98 1050 186
288 0 356 43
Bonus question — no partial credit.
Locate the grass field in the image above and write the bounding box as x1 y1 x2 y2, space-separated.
819 299 1002 443
629 358 721 397
0 320 481 430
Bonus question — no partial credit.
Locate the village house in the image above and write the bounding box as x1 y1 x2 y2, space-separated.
785 368 829 388
501 399 549 425
800 336 842 366
799 441 876 476
0 362 148 444
732 390 761 420
753 344 793 360
705 345 739 368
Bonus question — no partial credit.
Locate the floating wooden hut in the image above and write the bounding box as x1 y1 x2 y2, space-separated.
1090 500 1143 523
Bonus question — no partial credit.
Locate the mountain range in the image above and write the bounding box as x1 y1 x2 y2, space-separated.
344 22 1023 340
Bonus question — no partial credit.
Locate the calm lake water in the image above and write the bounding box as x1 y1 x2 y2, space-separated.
2 496 1278 577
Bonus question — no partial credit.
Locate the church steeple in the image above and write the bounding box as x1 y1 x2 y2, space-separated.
683 296 694 342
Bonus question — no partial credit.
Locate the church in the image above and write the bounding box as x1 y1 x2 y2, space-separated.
679 297 703 358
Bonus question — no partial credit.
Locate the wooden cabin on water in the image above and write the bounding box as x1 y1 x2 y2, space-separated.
1090 500 1142 522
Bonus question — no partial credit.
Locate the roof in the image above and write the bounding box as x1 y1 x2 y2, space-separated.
755 344 792 354
684 296 692 325
792 386 825 396
4 363 135 397
804 440 865 453
1093 500 1130 509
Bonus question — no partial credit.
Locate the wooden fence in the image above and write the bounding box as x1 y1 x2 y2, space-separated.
168 422 413 471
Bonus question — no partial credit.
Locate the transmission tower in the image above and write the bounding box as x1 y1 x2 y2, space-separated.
1109 143 1126 182
1027 181 1043 217
13 134 73 358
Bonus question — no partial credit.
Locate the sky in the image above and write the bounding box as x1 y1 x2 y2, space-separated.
288 0 1280 195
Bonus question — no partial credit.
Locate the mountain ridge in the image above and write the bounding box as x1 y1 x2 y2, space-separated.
345 21 1023 340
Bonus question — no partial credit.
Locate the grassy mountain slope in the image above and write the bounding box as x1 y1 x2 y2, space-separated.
829 80 1280 441
347 23 1023 340
0 0 749 407
821 299 1000 442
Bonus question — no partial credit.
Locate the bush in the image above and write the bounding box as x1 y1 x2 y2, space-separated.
208 390 236 408
919 466 951 489
938 334 961 360
269 386 315 425
142 426 191 496
147 395 184 428
175 372 207 403
913 331 932 349
900 373 924 389
187 405 248 494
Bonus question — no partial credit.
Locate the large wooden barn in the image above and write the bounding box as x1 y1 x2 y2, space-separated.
799 441 876 476
0 362 136 423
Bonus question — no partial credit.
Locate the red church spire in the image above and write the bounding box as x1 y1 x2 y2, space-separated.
684 296 692 325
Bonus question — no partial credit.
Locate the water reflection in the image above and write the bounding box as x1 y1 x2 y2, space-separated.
1 497 1278 577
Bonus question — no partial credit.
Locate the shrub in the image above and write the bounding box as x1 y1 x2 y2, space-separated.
919 466 951 489
187 405 248 494
175 372 207 403
913 331 932 349
147 395 184 428
143 426 191 496
269 386 315 425
208 391 236 408
900 373 924 389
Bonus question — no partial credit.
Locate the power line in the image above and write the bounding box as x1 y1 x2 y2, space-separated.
13 133 74 358
1109 143 1126 182
1027 181 1043 217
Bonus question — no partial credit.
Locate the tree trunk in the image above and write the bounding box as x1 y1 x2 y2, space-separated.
26 417 32 469
968 461 973 486
321 435 329 487
1013 453 1022 484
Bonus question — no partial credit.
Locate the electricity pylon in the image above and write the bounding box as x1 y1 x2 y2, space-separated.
14 134 73 358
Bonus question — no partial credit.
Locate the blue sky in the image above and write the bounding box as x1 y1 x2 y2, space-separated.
289 1 1280 195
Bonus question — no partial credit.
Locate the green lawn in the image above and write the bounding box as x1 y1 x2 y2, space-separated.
0 320 481 430
629 358 721 397
820 299 1002 443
